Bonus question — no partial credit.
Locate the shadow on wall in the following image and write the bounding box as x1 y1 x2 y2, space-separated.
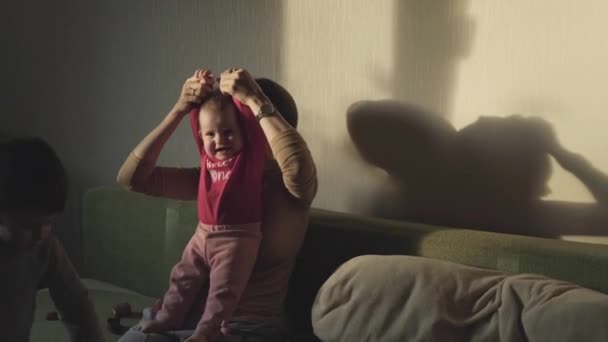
347 100 608 239
393 0 474 117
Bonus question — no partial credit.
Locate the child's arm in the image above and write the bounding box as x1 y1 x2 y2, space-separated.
41 238 105 342
187 69 215 155
232 96 267 163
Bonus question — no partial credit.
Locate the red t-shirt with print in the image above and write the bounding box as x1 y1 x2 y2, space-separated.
189 97 266 225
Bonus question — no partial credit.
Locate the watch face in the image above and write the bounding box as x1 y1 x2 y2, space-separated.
260 103 275 115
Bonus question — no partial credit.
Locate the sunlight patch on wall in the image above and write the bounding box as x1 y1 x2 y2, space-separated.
451 0 608 203
281 0 395 212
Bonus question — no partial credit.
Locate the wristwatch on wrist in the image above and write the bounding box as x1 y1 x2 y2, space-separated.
256 102 276 121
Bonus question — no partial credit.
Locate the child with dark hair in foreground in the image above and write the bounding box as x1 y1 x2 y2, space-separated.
0 138 104 342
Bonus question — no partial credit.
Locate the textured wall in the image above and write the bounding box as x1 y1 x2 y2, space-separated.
3 0 608 262
281 0 608 243
1 0 285 263
451 0 608 202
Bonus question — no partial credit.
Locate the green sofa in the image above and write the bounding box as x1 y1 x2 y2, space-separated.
31 187 608 341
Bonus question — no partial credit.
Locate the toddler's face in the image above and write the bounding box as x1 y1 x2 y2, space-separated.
199 106 243 160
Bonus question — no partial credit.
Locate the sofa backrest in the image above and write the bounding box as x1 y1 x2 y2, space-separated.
284 208 608 331
82 187 197 297
82 187 608 333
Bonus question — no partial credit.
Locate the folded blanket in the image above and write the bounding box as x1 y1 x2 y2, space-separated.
312 255 608 342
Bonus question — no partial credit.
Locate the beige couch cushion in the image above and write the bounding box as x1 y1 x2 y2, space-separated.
312 255 608 342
